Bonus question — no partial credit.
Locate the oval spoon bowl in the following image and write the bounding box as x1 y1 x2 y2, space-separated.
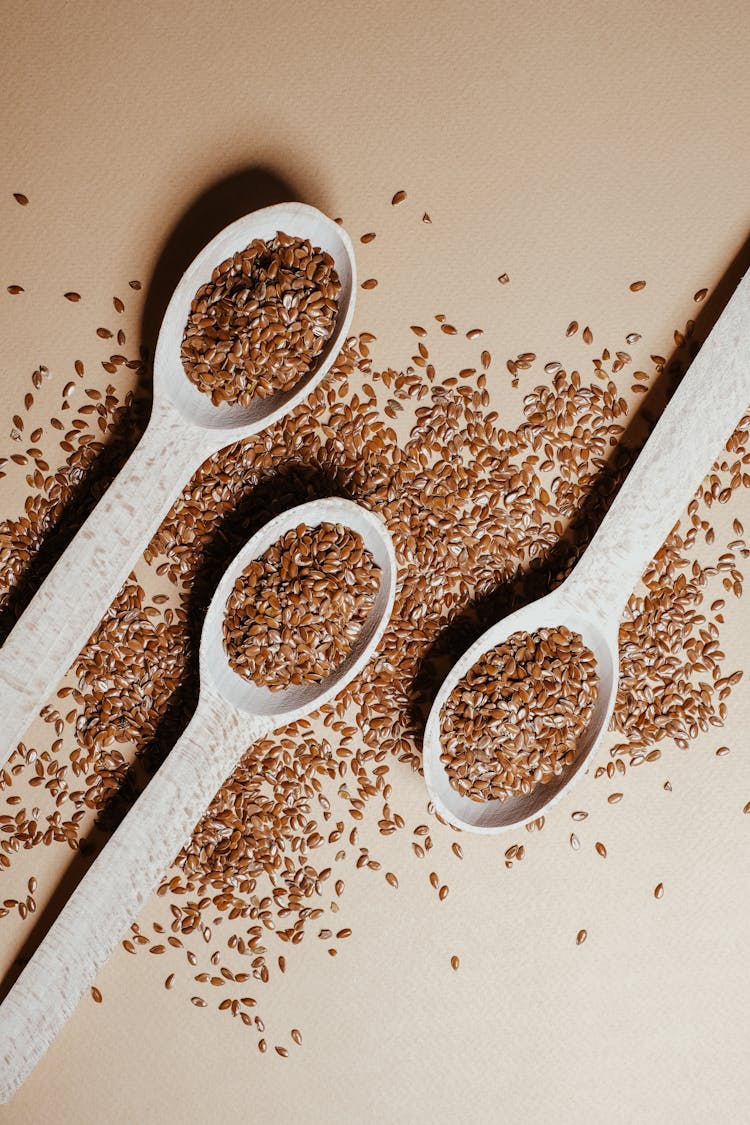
423 587 618 833
202 495 397 721
154 201 356 437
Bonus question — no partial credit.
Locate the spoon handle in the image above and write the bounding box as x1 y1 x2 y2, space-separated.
567 271 750 625
0 404 204 766
0 689 266 1103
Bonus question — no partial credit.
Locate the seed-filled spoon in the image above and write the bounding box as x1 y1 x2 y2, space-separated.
0 203 356 765
0 497 396 1102
424 269 750 833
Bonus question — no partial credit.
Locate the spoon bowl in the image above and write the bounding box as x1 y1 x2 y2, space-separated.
423 585 619 833
202 495 397 721
154 202 356 436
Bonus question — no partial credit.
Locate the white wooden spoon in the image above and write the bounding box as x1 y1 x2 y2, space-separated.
0 496 397 1102
0 202 356 765
423 270 750 833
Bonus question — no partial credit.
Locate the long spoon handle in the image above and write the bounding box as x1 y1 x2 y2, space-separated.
0 405 204 766
567 271 750 623
0 689 266 1103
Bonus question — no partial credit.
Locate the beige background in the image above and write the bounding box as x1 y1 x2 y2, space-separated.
1 1 750 1122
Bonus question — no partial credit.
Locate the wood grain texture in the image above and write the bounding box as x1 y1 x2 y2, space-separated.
0 684 269 1104
567 269 750 623
0 401 209 763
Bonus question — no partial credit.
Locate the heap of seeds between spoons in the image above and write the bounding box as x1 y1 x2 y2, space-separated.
1 190 747 1055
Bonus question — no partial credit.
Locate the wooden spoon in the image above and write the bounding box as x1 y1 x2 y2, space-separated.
0 496 396 1101
0 203 356 765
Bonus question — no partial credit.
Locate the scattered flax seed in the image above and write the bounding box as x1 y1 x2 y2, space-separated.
165 974 175 990
570 833 580 850
608 793 623 804
13 193 29 205
582 326 593 345
336 928 352 939
90 986 102 1003
450 955 460 971
278 955 286 973
441 324 457 335
576 929 587 945
422 213 431 223
291 1028 303 1045
481 350 492 370
223 522 379 690
113 296 125 314
258 1040 267 1054
438 885 449 901
385 871 399 888
410 325 427 337
566 320 578 336
629 280 647 292
595 842 607 858
654 882 664 899
275 1046 288 1058
664 782 672 792
440 627 598 802
497 273 510 285
182 232 340 405
571 811 588 821
466 328 483 340
361 278 378 290
360 232 376 243
64 291 81 302
694 288 708 303
451 842 463 860
391 190 407 205
128 279 141 290
191 997 207 1008
743 801 750 815
7 285 24 294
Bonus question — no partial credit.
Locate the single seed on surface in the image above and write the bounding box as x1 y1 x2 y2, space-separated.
90 986 102 1003
391 190 407 205
13 192 29 205
576 930 587 945
654 882 664 899
64 292 81 301
450 955 459 971
497 273 510 284
595 842 607 858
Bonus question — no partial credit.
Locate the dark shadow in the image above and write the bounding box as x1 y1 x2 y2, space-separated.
0 165 299 643
406 232 750 746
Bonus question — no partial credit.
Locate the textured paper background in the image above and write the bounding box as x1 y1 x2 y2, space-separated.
1 1 750 1122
